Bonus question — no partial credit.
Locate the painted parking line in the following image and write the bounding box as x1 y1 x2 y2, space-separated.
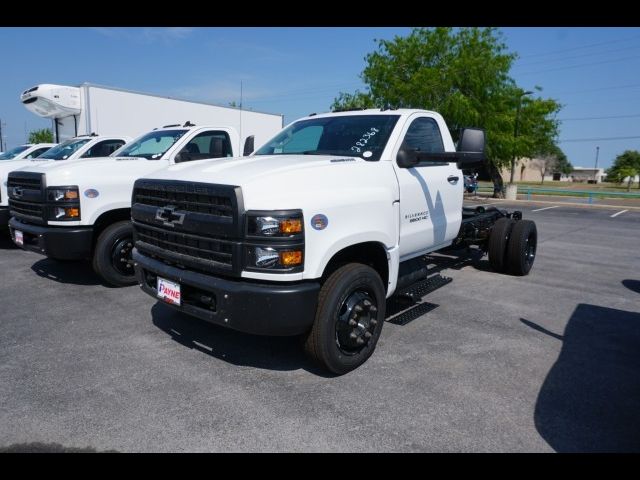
531 206 559 212
610 209 628 218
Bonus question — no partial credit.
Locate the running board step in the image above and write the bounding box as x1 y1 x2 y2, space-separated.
386 302 438 326
396 274 452 301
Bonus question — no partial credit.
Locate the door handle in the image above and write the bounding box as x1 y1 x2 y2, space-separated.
448 175 459 184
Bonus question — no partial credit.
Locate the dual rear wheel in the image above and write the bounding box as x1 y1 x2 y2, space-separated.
488 218 537 276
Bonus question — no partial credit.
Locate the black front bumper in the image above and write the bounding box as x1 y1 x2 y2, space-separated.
133 249 320 336
8 217 94 260
0 207 8 228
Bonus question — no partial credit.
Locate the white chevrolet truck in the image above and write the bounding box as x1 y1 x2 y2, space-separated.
1 136 128 229
0 143 57 226
127 109 537 374
8 123 273 287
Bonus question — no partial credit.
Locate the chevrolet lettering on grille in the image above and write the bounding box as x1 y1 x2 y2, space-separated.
155 205 185 227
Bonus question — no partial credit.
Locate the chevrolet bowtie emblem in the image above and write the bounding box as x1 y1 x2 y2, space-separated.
11 187 23 198
155 205 185 227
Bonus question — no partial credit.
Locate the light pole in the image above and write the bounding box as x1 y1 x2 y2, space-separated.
594 146 600 182
509 90 534 185
0 119 5 152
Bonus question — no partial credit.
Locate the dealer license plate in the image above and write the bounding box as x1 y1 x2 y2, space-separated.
157 277 181 306
14 230 23 246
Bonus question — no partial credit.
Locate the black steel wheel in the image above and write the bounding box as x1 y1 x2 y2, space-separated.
92 220 137 287
110 237 135 276
335 289 379 356
304 263 386 375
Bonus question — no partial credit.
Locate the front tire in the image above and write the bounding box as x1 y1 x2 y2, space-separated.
92 220 137 287
304 263 386 375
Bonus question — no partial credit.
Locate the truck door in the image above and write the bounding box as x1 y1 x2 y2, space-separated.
392 115 463 260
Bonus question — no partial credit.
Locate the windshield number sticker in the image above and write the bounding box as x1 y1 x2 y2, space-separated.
350 127 379 154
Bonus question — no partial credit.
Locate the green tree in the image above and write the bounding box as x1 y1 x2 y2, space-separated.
551 147 573 175
28 128 53 144
606 150 640 189
532 144 571 184
331 90 376 111
332 27 562 196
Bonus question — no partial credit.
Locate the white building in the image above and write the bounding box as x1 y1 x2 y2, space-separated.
569 167 606 183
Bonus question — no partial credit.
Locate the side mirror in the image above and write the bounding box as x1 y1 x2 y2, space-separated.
396 148 419 168
243 136 255 156
457 128 485 153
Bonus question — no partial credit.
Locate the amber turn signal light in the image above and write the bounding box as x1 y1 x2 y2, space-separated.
280 219 302 234
279 250 303 266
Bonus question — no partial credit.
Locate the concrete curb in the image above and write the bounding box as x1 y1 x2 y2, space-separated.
465 196 640 211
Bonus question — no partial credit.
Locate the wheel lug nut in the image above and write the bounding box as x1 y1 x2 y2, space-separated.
363 299 371 307
364 331 372 339
356 337 365 345
348 319 357 327
349 332 358 340
369 305 378 313
354 305 363 313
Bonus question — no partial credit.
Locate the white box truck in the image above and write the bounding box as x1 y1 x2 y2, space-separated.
20 83 283 152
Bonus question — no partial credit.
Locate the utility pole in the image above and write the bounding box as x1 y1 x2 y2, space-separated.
594 146 600 183
0 119 4 151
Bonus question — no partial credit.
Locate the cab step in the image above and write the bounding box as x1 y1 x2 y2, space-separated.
384 273 452 326
396 273 452 301
386 301 438 326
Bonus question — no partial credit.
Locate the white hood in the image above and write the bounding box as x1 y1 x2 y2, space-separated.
142 154 398 210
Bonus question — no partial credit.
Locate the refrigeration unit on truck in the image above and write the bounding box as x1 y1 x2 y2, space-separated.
8 121 282 287
126 108 539 374
20 83 283 148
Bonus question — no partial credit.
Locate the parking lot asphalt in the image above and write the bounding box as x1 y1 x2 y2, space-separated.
1 203 639 452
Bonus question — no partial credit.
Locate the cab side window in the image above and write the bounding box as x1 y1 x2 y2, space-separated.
82 139 126 158
402 117 445 154
25 147 52 159
176 131 232 163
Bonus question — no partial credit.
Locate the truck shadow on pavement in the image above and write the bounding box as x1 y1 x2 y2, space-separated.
0 232 17 250
622 279 640 294
30 258 103 286
150 302 333 376
523 303 640 452
0 442 118 453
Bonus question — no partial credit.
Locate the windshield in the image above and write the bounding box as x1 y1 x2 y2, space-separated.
0 145 30 160
115 130 187 160
38 138 91 160
254 114 400 161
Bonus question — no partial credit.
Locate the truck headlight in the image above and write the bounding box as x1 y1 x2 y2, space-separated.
53 206 80 220
246 211 303 238
46 186 80 221
47 186 79 202
246 246 304 270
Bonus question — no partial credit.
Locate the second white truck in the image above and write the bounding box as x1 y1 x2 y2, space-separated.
8 122 280 286
0 136 127 229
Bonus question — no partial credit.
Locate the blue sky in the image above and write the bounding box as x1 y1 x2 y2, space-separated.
0 27 639 169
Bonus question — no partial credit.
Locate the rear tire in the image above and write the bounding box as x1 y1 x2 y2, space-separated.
506 220 537 276
92 220 137 287
488 218 515 273
304 263 386 375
